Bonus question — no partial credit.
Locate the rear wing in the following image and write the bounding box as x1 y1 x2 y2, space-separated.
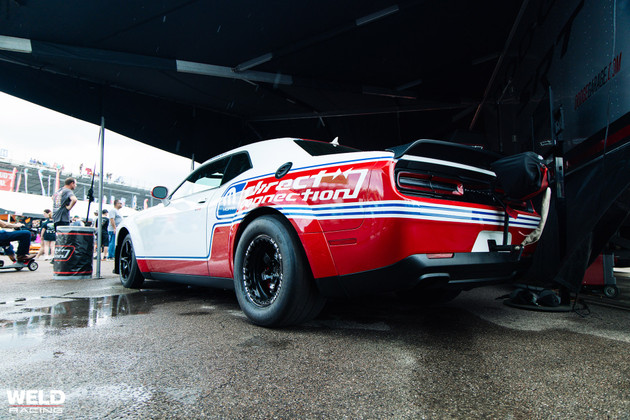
386 139 500 169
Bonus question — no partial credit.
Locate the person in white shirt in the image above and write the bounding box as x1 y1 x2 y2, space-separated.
107 200 123 259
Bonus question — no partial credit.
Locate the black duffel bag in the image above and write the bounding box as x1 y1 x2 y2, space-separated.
491 152 548 201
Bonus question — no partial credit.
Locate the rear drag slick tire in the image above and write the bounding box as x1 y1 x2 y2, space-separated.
234 215 325 327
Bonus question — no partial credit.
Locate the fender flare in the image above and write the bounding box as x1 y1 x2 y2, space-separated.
231 207 338 279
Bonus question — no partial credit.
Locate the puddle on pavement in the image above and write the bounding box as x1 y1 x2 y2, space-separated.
0 286 225 349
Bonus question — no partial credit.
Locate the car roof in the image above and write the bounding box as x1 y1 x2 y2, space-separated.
194 137 391 183
207 137 362 169
206 138 298 162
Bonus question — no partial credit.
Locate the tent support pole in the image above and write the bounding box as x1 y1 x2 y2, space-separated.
96 116 105 278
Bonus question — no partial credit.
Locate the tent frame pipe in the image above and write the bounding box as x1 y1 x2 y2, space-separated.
95 116 105 278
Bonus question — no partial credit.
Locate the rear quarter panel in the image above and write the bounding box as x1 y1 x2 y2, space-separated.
323 159 541 276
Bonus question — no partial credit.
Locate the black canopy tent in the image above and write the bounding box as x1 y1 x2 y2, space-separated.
0 0 522 162
2 1 626 301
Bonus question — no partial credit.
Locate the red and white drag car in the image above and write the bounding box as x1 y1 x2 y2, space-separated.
114 138 549 326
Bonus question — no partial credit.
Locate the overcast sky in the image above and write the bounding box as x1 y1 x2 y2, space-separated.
0 91 193 191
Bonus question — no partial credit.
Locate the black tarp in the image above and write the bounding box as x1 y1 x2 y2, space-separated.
524 139 630 291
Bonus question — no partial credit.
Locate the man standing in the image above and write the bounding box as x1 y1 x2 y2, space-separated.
107 199 123 259
52 178 78 229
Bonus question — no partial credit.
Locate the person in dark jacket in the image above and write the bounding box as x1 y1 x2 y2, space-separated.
0 218 35 263
93 209 109 259
37 209 56 260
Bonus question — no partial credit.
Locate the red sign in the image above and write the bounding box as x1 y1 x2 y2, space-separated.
0 170 15 191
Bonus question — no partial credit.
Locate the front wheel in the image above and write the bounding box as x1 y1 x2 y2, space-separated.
119 235 144 288
234 215 325 327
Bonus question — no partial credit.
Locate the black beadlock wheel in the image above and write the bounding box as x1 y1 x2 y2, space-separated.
242 234 284 308
119 235 144 288
234 215 325 327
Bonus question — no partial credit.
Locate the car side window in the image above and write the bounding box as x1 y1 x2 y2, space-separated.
169 152 251 200
170 157 229 200
221 152 252 185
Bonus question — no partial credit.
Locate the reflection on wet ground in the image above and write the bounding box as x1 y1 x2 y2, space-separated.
2 273 629 353
0 283 234 349
1 276 628 418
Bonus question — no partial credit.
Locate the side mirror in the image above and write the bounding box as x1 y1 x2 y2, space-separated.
151 186 169 200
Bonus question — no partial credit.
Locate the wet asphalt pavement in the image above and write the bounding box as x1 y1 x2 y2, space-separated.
1 258 629 419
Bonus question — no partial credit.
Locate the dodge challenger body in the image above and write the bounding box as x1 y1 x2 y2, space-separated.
114 138 549 326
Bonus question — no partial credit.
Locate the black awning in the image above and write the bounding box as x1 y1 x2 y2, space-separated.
0 0 524 161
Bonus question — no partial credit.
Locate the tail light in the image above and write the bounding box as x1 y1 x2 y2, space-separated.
397 171 463 196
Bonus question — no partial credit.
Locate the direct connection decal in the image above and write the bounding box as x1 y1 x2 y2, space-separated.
217 164 370 219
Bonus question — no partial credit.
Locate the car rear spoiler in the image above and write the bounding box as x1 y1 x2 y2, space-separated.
386 139 500 170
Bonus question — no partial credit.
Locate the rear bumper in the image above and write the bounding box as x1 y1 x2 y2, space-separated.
315 251 530 298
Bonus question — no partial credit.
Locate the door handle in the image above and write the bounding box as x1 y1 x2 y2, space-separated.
197 199 207 204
